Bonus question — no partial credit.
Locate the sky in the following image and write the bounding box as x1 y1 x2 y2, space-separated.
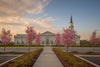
0 0 100 40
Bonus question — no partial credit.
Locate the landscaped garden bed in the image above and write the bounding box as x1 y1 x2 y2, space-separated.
1 48 43 67
53 48 96 67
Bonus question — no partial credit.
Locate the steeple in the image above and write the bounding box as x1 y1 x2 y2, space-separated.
70 12 73 23
69 12 74 31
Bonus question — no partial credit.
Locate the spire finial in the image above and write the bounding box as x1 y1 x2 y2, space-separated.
71 12 72 16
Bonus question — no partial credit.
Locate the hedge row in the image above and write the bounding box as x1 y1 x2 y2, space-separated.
53 48 87 67
72 45 100 47
0 45 44 47
2 48 43 67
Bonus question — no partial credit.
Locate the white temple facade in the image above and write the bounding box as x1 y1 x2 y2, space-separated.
14 31 55 46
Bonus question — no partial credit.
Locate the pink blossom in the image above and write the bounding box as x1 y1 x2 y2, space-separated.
26 27 36 45
1 28 12 45
35 33 40 46
90 31 100 45
62 29 75 47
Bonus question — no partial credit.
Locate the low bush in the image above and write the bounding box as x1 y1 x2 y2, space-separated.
51 45 65 47
71 51 79 53
0 52 5 54
72 45 100 47
53 48 87 67
74 62 87 67
6 48 43 67
0 45 44 47
8 51 24 54
63 55 71 61
0 51 24 54
86 51 94 55
68 57 77 65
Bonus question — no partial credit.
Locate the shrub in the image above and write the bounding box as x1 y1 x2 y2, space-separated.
8 51 24 54
86 51 94 55
74 62 87 67
51 45 65 47
62 55 71 61
68 57 77 65
71 51 79 53
0 52 5 54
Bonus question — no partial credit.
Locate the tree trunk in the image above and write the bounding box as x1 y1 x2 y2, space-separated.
93 45 95 52
28 45 30 53
66 45 69 55
37 45 38 49
57 45 59 48
4 45 6 53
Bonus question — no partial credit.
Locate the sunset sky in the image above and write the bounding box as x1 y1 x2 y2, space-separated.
0 0 100 40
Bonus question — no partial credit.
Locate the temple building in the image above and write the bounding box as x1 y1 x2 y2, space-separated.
14 31 55 45
14 12 80 46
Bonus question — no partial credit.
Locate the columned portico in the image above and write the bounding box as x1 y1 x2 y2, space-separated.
40 31 55 46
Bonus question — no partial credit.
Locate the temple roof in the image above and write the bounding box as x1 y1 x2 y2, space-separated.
40 31 55 36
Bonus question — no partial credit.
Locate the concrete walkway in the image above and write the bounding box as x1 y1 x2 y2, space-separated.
33 47 63 67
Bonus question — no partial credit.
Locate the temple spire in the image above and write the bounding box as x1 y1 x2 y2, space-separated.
69 12 74 31
70 12 73 23
71 12 72 16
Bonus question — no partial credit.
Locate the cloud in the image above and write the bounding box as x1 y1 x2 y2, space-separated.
0 0 51 17
33 17 56 28
0 0 60 40
0 16 58 34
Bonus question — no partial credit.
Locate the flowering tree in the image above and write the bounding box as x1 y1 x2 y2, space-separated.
0 28 12 53
26 27 36 52
90 31 96 45
35 33 40 47
55 33 60 47
62 29 75 53
90 31 100 51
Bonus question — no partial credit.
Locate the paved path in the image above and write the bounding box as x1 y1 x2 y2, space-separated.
33 47 63 67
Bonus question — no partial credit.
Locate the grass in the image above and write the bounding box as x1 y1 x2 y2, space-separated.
51 45 65 47
71 51 79 53
86 51 94 55
0 51 24 54
0 52 6 54
72 45 100 47
8 51 24 54
0 45 44 47
74 62 87 67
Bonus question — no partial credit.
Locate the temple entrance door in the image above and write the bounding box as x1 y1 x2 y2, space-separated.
45 37 50 47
